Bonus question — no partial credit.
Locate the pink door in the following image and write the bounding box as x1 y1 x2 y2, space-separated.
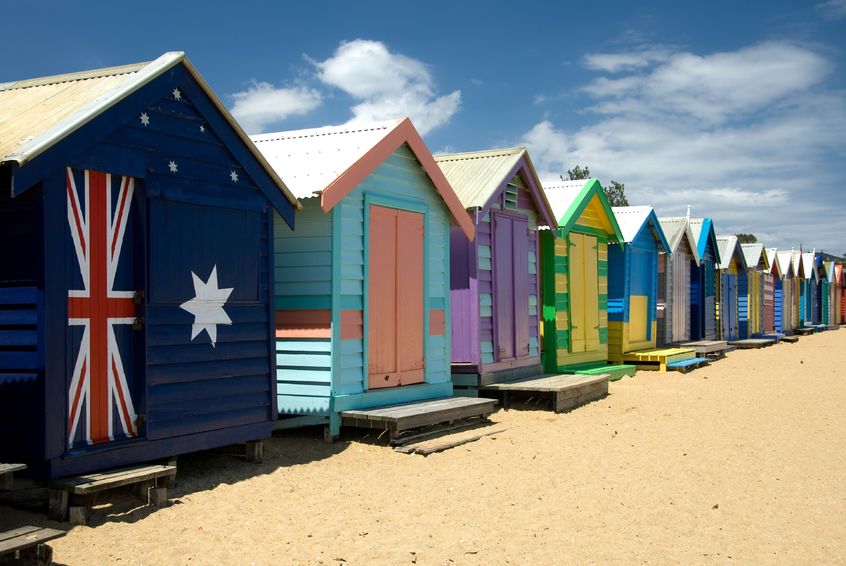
368 206 425 389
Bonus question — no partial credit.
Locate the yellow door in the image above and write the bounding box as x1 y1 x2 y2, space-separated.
584 235 600 351
569 234 586 353
569 233 599 353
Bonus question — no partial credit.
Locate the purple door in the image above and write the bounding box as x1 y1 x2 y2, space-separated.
493 213 529 361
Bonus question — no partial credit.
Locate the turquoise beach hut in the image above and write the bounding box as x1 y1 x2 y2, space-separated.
251 118 491 440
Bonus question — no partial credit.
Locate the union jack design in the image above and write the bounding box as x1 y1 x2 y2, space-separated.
66 168 138 446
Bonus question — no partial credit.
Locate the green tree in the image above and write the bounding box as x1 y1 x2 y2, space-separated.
562 164 629 206
605 180 629 207
736 233 757 244
567 165 590 180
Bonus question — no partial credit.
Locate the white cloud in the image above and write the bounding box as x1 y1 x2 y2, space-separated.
816 0 846 20
230 81 322 134
583 42 832 124
582 48 670 73
522 41 846 252
313 39 461 135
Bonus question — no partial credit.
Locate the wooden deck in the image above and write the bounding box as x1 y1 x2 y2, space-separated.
560 362 637 381
727 338 776 349
679 340 731 359
0 525 65 563
780 335 800 343
0 463 26 491
622 347 697 371
49 463 176 523
481 373 609 413
340 397 497 442
795 326 815 335
666 357 711 373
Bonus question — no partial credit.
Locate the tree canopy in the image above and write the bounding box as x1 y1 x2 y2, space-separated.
736 233 757 244
562 165 629 206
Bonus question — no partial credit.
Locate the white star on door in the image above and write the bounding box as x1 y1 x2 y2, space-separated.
179 265 233 347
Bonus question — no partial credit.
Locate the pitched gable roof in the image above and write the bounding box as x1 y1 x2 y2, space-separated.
0 52 300 211
776 251 796 278
611 206 670 253
434 147 557 228
716 235 747 270
766 248 783 277
689 217 721 265
251 117 474 240
802 252 817 280
741 243 770 271
658 216 702 265
543 178 623 243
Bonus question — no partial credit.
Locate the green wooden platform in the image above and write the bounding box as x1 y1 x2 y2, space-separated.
560 362 637 381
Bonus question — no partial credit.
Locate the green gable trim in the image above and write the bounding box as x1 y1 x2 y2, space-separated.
555 179 624 246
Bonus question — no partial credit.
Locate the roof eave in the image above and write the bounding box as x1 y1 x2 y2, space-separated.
3 52 185 168
319 118 474 240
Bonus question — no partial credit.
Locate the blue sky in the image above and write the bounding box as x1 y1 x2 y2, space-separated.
3 0 845 255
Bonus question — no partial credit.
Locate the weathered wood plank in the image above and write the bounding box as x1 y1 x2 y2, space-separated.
49 464 176 495
0 526 65 554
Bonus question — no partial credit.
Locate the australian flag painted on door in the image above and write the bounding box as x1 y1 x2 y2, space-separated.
66 168 145 449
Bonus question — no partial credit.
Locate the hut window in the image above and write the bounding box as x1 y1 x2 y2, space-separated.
503 183 519 210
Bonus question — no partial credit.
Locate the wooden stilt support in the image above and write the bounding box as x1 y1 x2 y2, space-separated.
245 440 264 463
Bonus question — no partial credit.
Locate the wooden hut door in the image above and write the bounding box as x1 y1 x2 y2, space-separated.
368 206 425 389
569 233 599 353
493 213 529 361
66 169 146 448
672 251 688 341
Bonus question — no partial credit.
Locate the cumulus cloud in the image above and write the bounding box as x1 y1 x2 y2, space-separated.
582 48 671 73
522 41 846 252
312 39 461 135
230 81 322 134
582 42 832 124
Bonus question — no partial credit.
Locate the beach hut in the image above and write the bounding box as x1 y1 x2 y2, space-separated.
689 218 721 341
776 251 797 333
657 216 702 345
741 243 771 337
251 118 493 440
432 148 557 390
0 53 300 478
802 252 819 326
789 251 804 328
836 263 845 325
766 248 785 333
606 206 670 362
716 236 748 340
822 260 835 326
539 179 635 380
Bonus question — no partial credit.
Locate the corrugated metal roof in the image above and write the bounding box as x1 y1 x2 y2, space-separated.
658 217 687 251
741 243 766 269
658 216 701 264
433 147 525 209
610 206 652 243
777 251 795 277
766 248 782 276
542 179 589 222
251 119 402 200
717 236 736 269
0 52 300 209
0 60 151 163
802 252 816 280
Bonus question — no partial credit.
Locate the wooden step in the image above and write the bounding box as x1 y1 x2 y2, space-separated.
727 338 776 349
340 397 497 441
560 363 636 381
623 347 696 371
0 525 64 560
679 341 730 359
666 357 710 374
780 335 800 343
481 373 609 413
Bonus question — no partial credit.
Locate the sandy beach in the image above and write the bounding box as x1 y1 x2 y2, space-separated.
3 329 845 565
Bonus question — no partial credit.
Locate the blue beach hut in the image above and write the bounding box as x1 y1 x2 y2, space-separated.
0 53 300 478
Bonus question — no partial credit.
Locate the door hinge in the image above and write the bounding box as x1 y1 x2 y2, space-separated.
133 317 145 331
133 290 145 304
